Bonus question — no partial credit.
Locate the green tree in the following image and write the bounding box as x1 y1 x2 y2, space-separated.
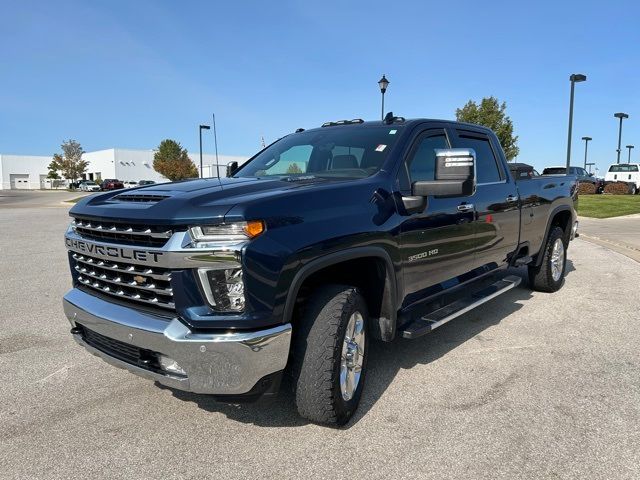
52 140 89 188
46 157 61 189
153 139 198 181
455 96 519 161
286 163 302 174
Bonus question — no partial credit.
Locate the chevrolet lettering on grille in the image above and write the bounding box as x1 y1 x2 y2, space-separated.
65 238 164 263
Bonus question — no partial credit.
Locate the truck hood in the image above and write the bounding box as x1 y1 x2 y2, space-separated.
69 176 341 224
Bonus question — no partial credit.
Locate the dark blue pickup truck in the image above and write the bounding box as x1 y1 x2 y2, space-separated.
63 115 578 425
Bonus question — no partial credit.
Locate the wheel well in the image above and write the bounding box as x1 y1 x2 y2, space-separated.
293 257 396 341
550 209 572 243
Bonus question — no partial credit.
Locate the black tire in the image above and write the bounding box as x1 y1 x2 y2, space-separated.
291 285 369 426
630 184 638 195
528 226 567 292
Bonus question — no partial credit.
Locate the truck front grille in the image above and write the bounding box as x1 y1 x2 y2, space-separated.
72 253 175 310
72 217 175 248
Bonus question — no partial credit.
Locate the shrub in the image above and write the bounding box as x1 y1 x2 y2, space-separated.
578 182 597 195
603 182 631 195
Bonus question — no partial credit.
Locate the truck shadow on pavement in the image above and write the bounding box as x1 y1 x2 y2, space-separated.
163 264 573 428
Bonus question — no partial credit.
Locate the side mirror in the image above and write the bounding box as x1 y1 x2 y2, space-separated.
226 161 239 177
412 148 476 197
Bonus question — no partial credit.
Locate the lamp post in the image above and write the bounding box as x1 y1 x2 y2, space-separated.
627 144 634 164
199 124 210 178
614 112 629 164
378 74 389 121
565 73 587 174
581 136 592 170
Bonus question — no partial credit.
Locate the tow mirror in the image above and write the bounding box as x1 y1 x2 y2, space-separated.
412 148 476 197
226 161 239 177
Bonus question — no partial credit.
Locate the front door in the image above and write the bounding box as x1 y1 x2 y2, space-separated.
397 128 480 307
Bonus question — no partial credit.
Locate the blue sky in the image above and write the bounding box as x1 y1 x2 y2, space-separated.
1 0 639 174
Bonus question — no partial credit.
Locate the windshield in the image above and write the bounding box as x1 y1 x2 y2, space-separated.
234 126 403 179
609 164 639 172
85 181 96 185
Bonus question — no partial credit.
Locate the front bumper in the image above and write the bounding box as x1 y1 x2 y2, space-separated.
63 288 291 395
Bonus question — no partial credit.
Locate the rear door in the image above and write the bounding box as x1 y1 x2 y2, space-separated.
397 128 480 306
452 129 520 270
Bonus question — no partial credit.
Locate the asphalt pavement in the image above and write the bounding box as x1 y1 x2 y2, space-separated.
1 195 639 479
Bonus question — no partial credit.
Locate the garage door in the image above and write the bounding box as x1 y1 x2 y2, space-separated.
10 174 30 190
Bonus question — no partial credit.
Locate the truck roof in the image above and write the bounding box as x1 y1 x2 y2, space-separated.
310 118 495 134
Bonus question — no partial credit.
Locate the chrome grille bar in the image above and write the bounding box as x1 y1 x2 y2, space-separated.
71 252 175 311
74 265 173 295
72 253 171 281
73 219 172 239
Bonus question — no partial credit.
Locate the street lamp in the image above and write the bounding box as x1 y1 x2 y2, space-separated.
378 74 389 121
626 144 634 164
565 73 587 174
199 124 210 178
581 136 592 170
614 112 629 164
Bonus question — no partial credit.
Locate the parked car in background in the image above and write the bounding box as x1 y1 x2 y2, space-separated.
123 181 138 188
138 180 156 186
79 181 100 192
99 178 124 191
508 163 539 180
604 163 640 194
543 166 602 193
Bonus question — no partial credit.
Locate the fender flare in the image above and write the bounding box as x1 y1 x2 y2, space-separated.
535 205 573 267
283 246 398 340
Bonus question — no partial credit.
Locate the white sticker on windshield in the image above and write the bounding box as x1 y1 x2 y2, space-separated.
375 144 387 152
389 129 397 135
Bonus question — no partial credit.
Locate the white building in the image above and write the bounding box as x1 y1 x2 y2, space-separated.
0 149 249 190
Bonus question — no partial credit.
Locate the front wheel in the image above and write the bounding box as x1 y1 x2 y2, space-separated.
528 226 567 292
291 285 368 426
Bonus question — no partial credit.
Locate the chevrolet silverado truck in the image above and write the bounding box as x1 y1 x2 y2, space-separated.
63 115 578 425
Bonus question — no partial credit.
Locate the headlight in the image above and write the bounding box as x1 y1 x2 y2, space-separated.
189 220 265 246
198 267 245 312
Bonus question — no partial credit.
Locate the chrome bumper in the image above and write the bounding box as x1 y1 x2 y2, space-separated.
63 288 292 395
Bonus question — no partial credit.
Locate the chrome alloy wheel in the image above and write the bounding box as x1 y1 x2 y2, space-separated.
550 238 565 282
340 311 366 401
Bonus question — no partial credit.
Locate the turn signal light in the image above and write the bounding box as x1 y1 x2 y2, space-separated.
243 220 265 238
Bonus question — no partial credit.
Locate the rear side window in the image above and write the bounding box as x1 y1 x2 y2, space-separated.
456 133 502 183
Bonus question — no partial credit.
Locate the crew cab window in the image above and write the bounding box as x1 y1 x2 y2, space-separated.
456 133 502 184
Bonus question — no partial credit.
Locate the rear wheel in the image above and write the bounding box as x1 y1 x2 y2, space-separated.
291 285 368 426
630 184 638 195
528 226 567 292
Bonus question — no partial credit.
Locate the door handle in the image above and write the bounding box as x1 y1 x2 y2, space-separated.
457 203 474 212
506 195 519 203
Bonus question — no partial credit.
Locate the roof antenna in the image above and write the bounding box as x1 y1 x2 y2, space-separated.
212 113 221 189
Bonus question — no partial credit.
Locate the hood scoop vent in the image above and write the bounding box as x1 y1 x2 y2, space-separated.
112 193 170 203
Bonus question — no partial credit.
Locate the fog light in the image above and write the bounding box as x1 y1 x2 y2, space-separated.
198 268 245 312
158 355 186 376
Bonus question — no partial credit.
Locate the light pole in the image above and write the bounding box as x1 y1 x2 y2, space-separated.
581 136 592 170
566 73 587 174
626 144 634 164
378 74 389 121
199 124 210 178
614 112 629 164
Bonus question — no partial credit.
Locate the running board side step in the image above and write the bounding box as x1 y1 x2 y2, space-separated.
400 275 522 339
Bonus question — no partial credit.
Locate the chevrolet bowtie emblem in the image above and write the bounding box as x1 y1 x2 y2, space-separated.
133 275 146 284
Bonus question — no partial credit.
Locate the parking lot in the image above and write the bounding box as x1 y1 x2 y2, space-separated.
1 193 639 480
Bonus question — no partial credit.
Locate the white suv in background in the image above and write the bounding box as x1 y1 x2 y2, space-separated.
123 181 138 188
605 164 640 194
